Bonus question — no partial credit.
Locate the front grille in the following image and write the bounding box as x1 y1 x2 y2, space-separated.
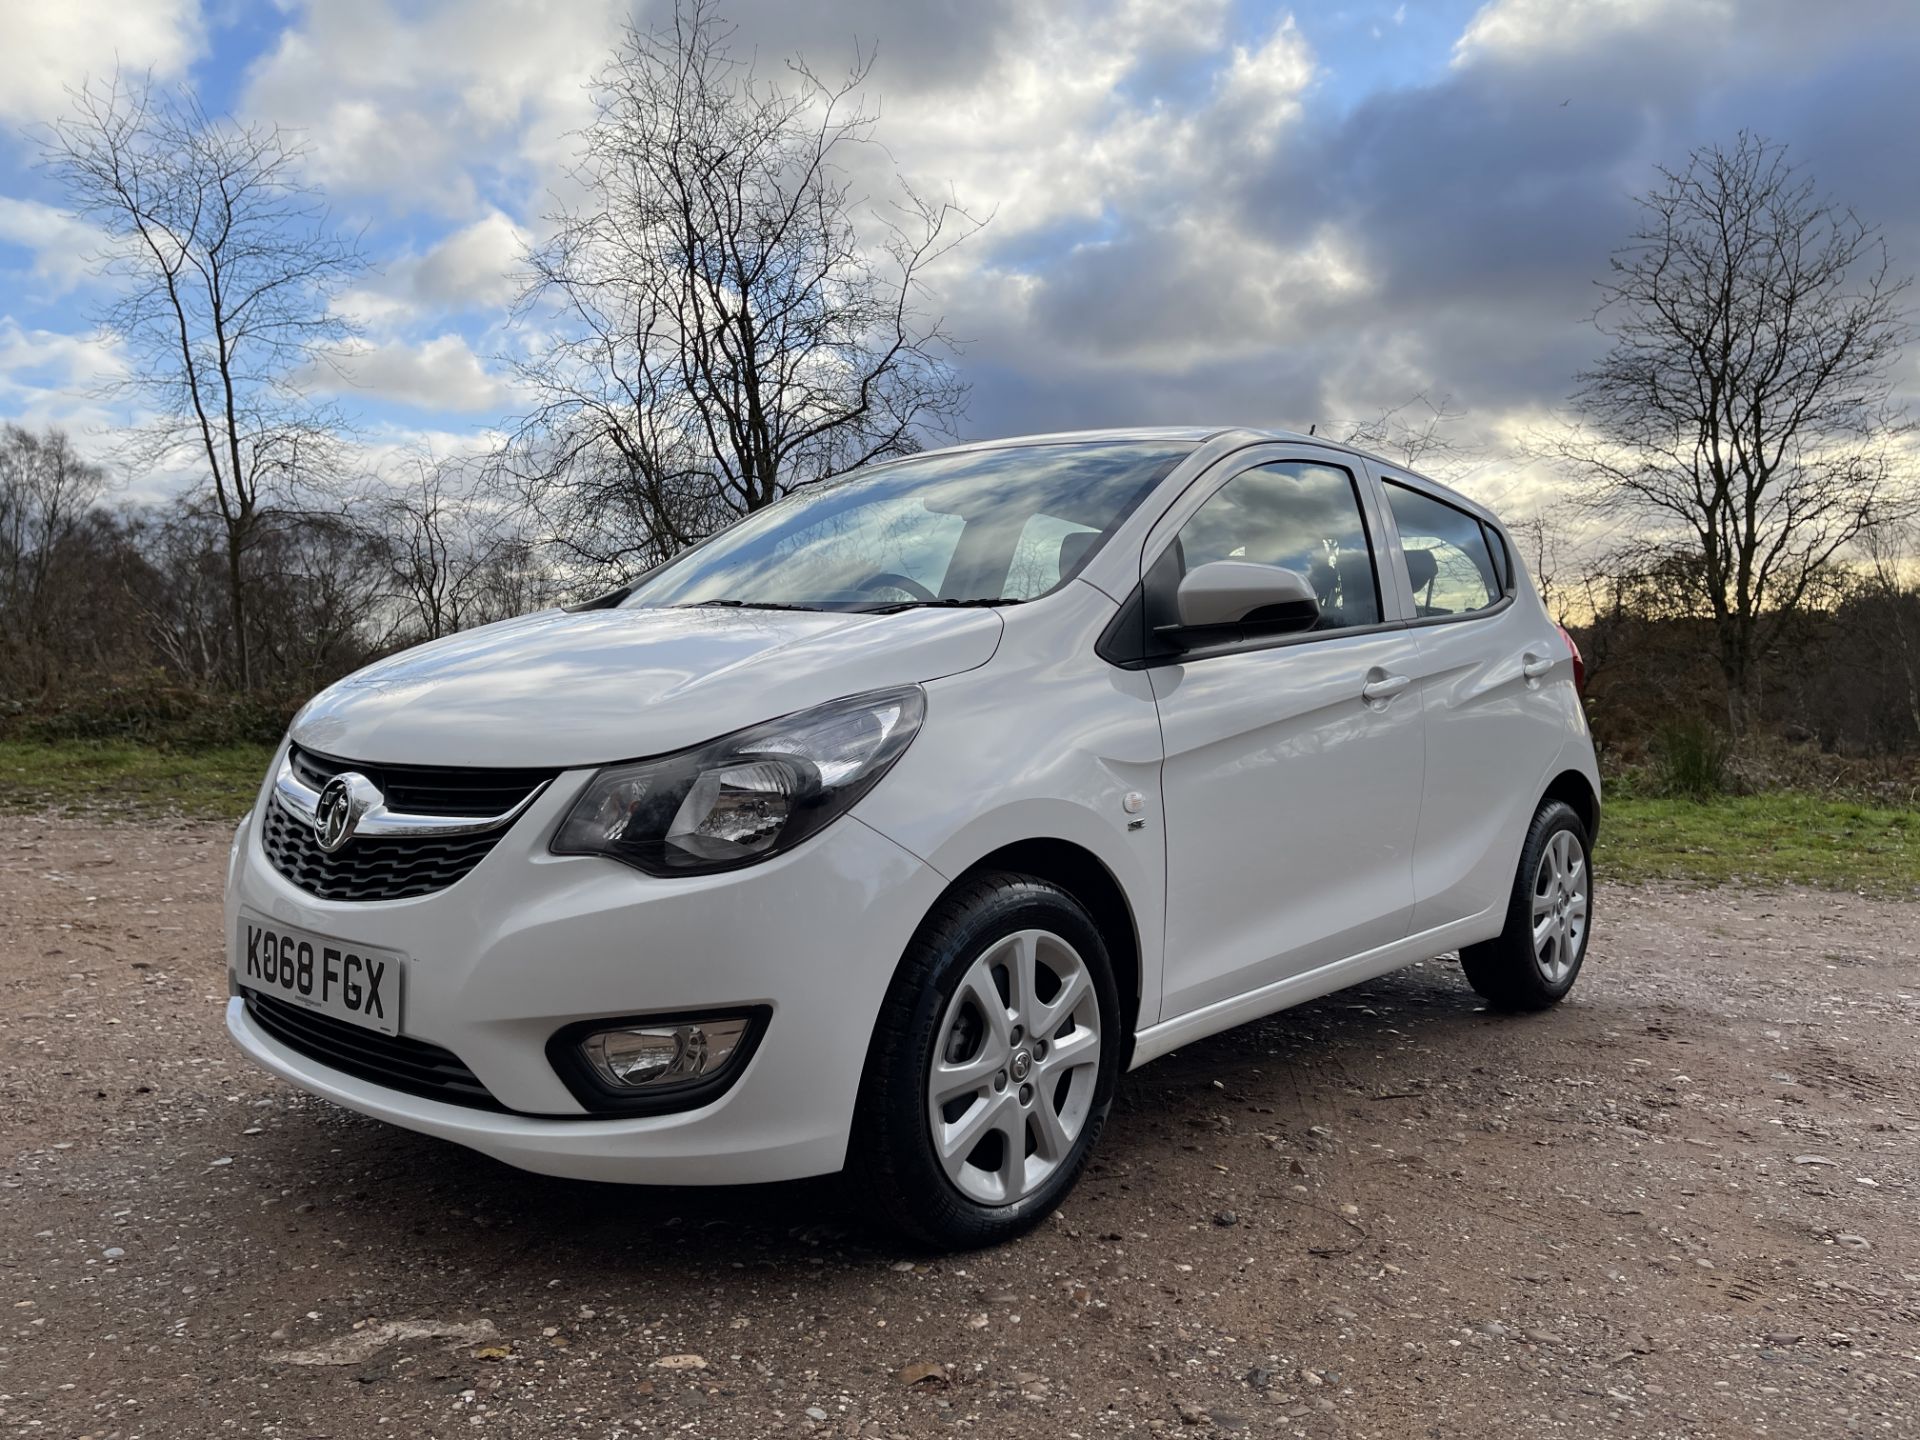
243 988 507 1112
261 746 559 903
286 745 557 818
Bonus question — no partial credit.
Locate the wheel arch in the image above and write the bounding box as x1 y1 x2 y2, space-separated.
1541 768 1600 842
947 838 1143 1070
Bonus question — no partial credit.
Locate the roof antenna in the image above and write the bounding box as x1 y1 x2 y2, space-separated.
1307 423 1316 435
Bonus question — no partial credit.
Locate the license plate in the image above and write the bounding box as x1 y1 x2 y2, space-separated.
238 912 405 1036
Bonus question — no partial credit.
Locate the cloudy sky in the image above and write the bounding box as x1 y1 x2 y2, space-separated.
3 0 1918 517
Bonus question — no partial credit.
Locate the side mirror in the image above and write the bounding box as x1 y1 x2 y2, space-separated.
1165 561 1320 645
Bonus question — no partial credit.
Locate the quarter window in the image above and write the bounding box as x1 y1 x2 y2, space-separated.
1384 483 1504 618
1172 461 1381 631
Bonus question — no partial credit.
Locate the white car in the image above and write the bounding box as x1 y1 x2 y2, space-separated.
225 428 1598 1247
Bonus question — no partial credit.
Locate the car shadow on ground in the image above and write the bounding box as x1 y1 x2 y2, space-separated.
242 957 1528 1278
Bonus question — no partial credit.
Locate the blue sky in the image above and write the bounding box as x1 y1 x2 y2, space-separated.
3 0 1917 511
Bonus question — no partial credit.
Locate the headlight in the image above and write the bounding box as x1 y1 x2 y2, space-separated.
551 686 926 875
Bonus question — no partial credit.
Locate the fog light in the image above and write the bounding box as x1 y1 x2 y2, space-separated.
579 1017 752 1090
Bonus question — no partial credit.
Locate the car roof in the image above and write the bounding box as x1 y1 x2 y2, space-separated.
907 426 1501 526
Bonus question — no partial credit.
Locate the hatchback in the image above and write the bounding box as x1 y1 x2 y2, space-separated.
226 428 1598 1247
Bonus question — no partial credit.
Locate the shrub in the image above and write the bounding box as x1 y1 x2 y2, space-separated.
1651 718 1733 800
0 675 298 749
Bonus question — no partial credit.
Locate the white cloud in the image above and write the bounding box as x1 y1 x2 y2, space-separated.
1449 0 1917 69
1452 0 1720 64
0 0 203 125
299 334 515 413
410 212 527 309
1214 17 1315 153
0 318 134 458
0 197 112 296
0 317 127 390
352 423 511 479
861 6 1326 388
337 211 529 328
243 0 627 214
868 0 1247 243
240 0 1282 245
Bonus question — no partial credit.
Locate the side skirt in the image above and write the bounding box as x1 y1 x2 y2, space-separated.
1126 906 1502 1070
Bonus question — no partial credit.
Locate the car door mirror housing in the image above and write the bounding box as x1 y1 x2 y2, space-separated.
1163 561 1321 646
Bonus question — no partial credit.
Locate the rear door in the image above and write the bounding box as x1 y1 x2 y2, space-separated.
1145 448 1427 1019
1370 472 1567 931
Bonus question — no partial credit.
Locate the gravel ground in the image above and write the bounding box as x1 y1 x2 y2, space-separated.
3 815 1917 1439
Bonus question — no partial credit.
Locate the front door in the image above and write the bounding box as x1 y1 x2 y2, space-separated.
1149 455 1425 1019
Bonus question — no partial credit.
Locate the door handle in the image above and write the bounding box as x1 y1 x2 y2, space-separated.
1522 652 1555 681
1360 672 1412 703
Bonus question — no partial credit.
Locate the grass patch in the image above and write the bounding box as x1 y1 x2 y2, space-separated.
0 739 275 820
1599 792 1919 896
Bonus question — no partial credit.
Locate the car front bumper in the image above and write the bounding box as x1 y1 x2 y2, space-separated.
223 770 946 1184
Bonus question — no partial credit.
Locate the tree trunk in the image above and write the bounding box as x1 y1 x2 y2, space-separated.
1718 623 1755 737
225 518 251 692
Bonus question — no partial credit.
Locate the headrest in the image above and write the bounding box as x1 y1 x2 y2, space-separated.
1404 547 1438 592
1057 530 1097 578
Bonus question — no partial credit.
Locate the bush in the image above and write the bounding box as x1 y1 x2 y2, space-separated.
0 675 298 750
1651 718 1733 800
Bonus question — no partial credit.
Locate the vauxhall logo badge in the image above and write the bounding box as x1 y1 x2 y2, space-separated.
313 773 381 853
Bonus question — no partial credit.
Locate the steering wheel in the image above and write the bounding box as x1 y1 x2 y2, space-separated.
856 572 937 603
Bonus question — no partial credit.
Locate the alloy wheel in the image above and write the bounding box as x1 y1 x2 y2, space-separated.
926 928 1103 1206
1530 829 1589 984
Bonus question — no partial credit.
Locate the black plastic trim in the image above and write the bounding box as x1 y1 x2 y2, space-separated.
1164 617 1414 664
562 584 634 612
243 987 512 1114
1099 593 1518 669
1399 592 1516 630
545 1006 772 1116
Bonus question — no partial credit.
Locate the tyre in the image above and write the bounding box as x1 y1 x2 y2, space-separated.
854 872 1121 1249
1461 799 1593 1011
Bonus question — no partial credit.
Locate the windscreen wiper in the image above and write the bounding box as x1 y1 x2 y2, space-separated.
858 597 1028 614
679 599 830 613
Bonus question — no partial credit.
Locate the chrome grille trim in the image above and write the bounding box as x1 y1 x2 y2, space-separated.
260 746 559 902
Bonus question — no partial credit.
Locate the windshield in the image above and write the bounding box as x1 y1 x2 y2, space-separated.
621 440 1196 612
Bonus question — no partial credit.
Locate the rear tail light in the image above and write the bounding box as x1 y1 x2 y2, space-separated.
1557 624 1586 695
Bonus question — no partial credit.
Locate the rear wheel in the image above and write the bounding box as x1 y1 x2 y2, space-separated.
854 873 1120 1249
1461 799 1592 1011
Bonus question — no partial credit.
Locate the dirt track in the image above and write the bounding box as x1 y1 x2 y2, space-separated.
2 815 1917 1439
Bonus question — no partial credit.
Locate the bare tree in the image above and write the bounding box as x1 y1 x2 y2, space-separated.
509 0 982 579
40 75 362 690
0 425 109 691
378 458 545 642
121 506 232 686
1553 133 1913 731
1508 506 1572 622
1341 392 1479 477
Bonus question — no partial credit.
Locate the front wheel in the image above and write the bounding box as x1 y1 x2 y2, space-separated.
1461 799 1593 1011
853 873 1121 1249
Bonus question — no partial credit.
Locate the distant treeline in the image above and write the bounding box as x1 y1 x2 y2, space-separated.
7 421 1920 775
1571 549 1920 766
0 424 554 743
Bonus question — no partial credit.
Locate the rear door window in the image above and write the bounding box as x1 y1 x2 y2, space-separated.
1384 483 1504 618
